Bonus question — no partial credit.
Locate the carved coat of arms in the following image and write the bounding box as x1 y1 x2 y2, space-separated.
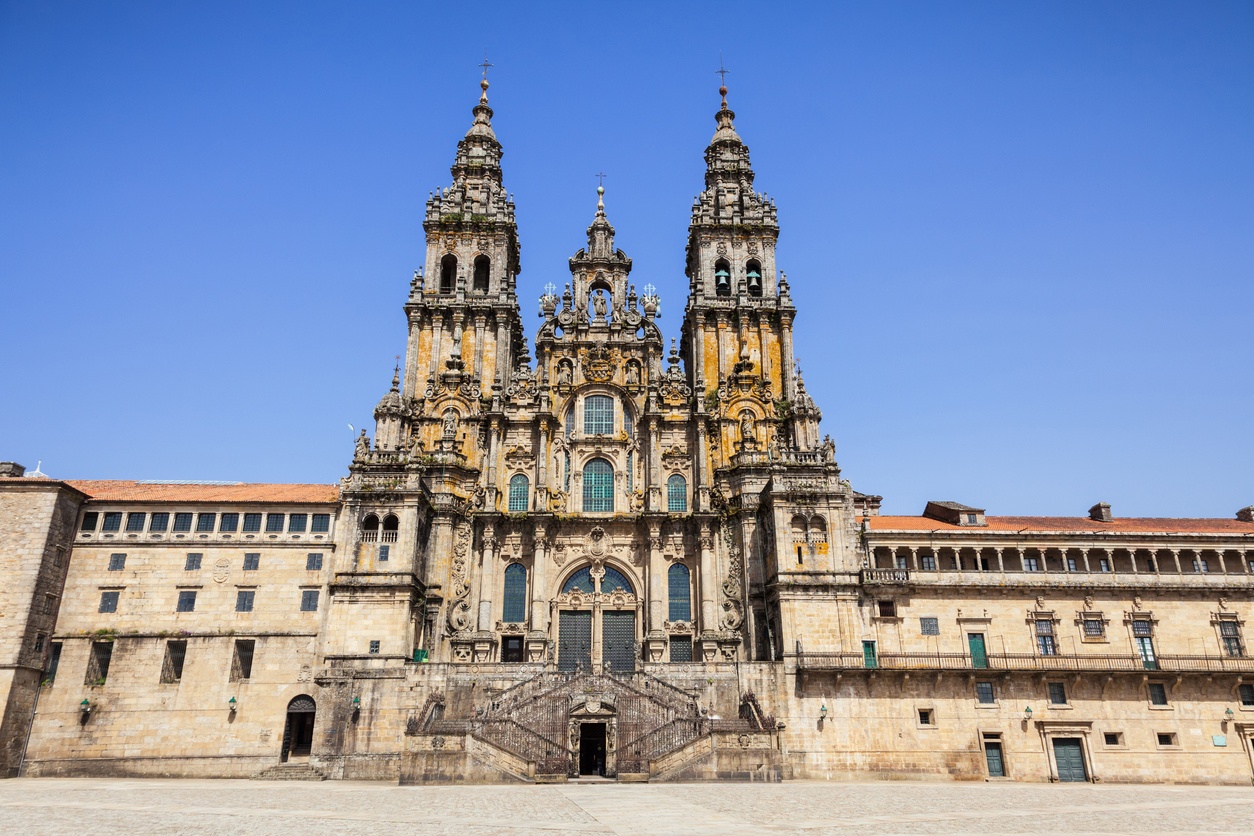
579 347 620 383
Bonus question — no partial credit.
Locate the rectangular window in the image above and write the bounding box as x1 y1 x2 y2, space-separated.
920 617 939 636
975 681 995 704
80 511 99 531
107 553 126 571
877 600 897 618
917 708 934 726
1098 558 1111 572
379 545 390 562
149 512 169 532
125 512 146 532
1239 683 1254 707
185 553 202 571
583 395 614 435
1066 557 1078 571
369 640 380 654
196 513 216 533
1157 732 1177 747
43 594 57 614
101 512 123 532
219 512 239 532
160 640 187 683
33 633 45 653
265 513 284 532
98 590 120 613
669 636 693 663
1132 620 1153 638
242 513 262 532
231 639 255 681
1219 621 1244 657
311 513 330 533
1194 559 1209 573
243 553 260 571
1035 620 1057 656
1048 682 1067 705
1104 732 1123 746
86 641 113 684
288 513 307 532
172 512 193 532
235 590 255 612
176 590 197 612
300 590 319 612
306 553 323 570
1023 556 1039 572
1083 619 1105 638
45 642 61 683
1148 682 1168 706
919 553 936 570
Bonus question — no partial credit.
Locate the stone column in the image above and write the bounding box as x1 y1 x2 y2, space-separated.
649 531 664 633
1169 549 1182 574
699 528 718 634
430 314 444 378
780 312 796 398
531 524 549 633
478 529 498 631
473 314 487 378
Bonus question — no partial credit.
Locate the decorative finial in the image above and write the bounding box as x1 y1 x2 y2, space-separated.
716 56 729 107
391 358 401 391
596 176 605 214
478 54 493 104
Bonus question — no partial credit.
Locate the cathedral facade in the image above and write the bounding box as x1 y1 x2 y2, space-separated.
2 80 1253 784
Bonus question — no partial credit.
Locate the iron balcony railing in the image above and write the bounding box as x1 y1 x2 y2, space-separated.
795 650 1254 674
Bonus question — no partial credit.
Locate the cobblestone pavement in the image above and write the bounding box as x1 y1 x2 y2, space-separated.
1 778 1252 835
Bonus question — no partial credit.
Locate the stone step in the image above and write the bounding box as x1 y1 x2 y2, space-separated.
255 763 328 781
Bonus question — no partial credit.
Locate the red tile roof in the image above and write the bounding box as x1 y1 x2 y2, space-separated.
67 480 340 504
866 515 1254 536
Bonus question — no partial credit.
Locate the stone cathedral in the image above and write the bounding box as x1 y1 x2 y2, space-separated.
2 79 1253 785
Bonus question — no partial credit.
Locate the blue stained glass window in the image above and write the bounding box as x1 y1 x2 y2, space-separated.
667 474 687 512
562 567 595 594
582 458 614 512
601 566 634 595
668 564 691 621
508 474 529 512
502 563 527 623
584 395 614 435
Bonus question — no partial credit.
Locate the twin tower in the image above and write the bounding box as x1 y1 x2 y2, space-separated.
336 78 850 670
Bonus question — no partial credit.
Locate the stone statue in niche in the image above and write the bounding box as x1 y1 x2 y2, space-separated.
557 361 572 387
739 411 757 449
442 410 458 438
625 361 639 387
592 290 608 321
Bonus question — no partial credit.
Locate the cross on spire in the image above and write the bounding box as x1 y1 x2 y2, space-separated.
716 60 729 88
596 171 607 187
479 54 493 80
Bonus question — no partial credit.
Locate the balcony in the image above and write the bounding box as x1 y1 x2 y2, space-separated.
794 649 1254 675
861 568 910 585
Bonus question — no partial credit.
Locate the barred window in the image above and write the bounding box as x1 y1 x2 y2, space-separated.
173 513 193 532
176 590 197 612
306 553 323 571
242 513 262 532
108 553 126 571
101 512 122 532
1048 682 1067 705
311 513 330 533
502 563 527 623
975 681 995 704
125 512 147 532
1220 621 1244 657
508 474 530 512
920 617 940 636
219 513 239 532
236 590 255 612
300 590 319 612
265 513 284 532
583 395 614 435
185 553 202 571
669 636 693 663
369 640 380 654
1239 683 1254 707
1083 619 1105 637
196 513 216 533
1148 682 1168 706
667 474 687 512
1132 620 1153 637
149 512 169 532
288 513 307 533
80 512 99 531
243 553 259 571
1035 619 1057 656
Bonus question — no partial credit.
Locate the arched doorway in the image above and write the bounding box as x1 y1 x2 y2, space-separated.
556 564 638 674
281 695 316 762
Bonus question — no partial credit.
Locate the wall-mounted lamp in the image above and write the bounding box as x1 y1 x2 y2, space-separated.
351 695 361 723
228 696 238 715
819 704 828 720
79 698 92 725
1022 706 1033 722
1224 707 1235 724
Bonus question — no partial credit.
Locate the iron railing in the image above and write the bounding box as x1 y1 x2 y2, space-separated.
795 649 1254 674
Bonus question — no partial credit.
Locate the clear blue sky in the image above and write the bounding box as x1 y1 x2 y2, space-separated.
2 1 1251 517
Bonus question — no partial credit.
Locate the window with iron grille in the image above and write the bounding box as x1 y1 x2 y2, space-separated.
288 513 307 532
502 563 527 623
1083 619 1105 638
265 513 284 532
1035 620 1057 655
219 512 239 532
369 640 380 654
196 513 216 533
101 512 122 532
231 639 255 681
667 474 687 512
1133 620 1153 637
1239 683 1254 707
669 636 693 663
378 545 389 562
80 512 99 531
98 590 120 613
235 590 254 612
582 458 614 512
920 617 940 636
1219 620 1244 657
242 513 262 532
125 512 146 532
1048 682 1067 705
1148 682 1168 706
583 395 614 435
311 513 330 533
160 640 187 683
173 513 193 532
107 553 126 571
306 553 323 570
149 512 169 532
185 553 202 571
243 553 259 571
508 474 529 512
668 564 691 622
878 600 897 618
176 590 197 612
975 681 995 704
300 590 319 612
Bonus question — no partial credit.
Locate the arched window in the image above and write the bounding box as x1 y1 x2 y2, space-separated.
562 567 595 594
667 474 687 512
472 255 489 293
668 564 691 622
584 395 614 435
601 566 634 595
508 474 529 512
746 259 763 297
714 259 731 296
440 254 457 293
361 514 379 542
582 458 614 512
502 563 527 623
381 514 398 543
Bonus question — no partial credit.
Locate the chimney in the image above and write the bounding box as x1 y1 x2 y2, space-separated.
1238 507 1254 523
1089 502 1112 522
0 462 27 478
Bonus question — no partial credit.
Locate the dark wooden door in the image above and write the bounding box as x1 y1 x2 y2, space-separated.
558 611 592 673
1053 738 1087 782
984 741 1005 777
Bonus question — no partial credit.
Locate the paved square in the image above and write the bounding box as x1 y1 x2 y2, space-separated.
1 778 1252 835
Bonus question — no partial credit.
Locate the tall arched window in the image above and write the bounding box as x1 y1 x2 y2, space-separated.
472 255 490 293
584 395 614 435
502 563 527 623
440 254 457 293
714 259 731 296
582 458 614 512
667 474 687 512
508 474 529 512
668 564 691 622
746 259 763 297
562 567 596 594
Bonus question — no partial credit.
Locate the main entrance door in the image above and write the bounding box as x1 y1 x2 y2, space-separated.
1053 738 1088 782
602 611 636 674
558 611 592 672
579 722 607 776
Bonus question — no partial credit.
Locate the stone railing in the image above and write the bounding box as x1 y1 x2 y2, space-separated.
860 568 910 584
